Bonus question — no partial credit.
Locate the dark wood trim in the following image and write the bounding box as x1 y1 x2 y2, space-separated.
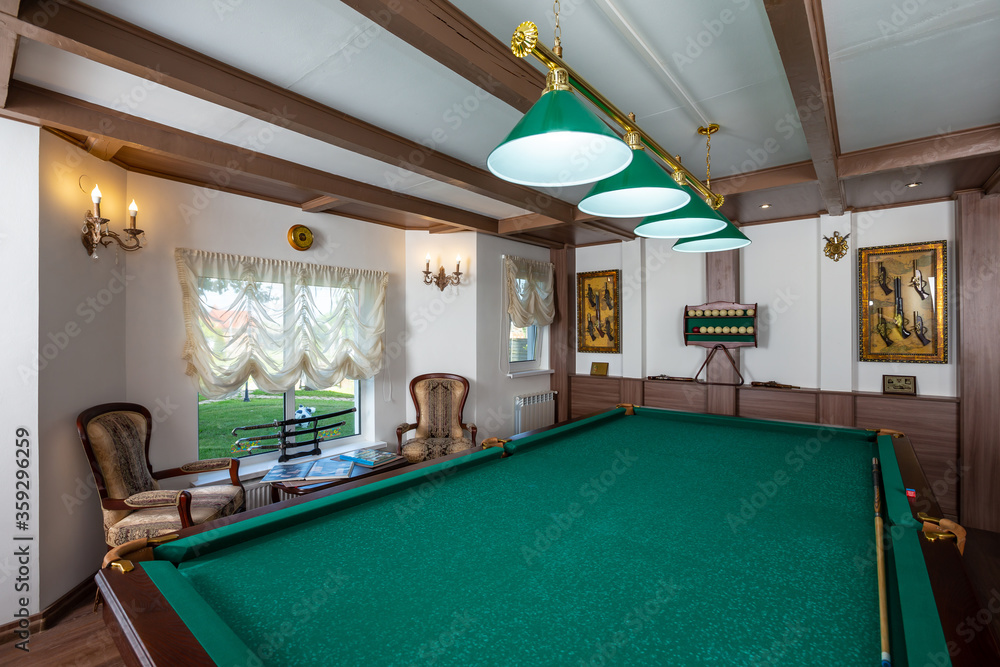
577 220 636 241
301 195 340 213
984 165 1000 197
499 213 567 235
0 574 96 644
839 123 1000 179
891 435 1000 666
762 0 845 215
1 82 500 233
956 191 1000 532
550 248 575 422
338 0 543 113
849 196 954 215
6 0 574 222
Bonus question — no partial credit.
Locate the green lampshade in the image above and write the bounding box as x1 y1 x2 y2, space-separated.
577 148 691 218
487 88 632 187
633 190 728 238
672 220 751 252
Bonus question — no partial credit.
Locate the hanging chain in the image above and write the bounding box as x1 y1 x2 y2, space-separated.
553 0 562 57
705 130 712 189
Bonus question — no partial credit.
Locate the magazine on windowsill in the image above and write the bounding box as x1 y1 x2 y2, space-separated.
261 457 354 484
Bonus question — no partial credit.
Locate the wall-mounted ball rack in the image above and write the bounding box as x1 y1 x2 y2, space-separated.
684 301 758 349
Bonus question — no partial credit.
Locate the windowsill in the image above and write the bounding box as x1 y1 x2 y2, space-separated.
192 437 388 486
507 368 555 378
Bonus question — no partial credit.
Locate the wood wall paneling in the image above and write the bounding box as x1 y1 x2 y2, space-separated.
737 388 818 423
642 381 708 414
818 392 855 427
956 191 1000 531
855 395 960 519
621 378 644 407
569 376 622 419
705 250 740 415
550 248 576 422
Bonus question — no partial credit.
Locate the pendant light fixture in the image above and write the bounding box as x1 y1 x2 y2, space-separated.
672 222 751 252
633 189 728 238
577 115 691 218
487 20 631 187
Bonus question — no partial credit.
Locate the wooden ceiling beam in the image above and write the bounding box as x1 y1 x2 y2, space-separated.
576 220 635 241
2 0 575 223
712 161 817 195
0 82 499 233
763 0 845 215
839 124 1000 179
83 134 125 161
498 213 567 235
0 1 19 108
338 0 543 113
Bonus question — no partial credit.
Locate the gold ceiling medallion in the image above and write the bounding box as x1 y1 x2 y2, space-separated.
823 231 850 262
287 224 314 251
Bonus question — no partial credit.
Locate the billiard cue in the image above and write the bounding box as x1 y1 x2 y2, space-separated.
873 457 891 667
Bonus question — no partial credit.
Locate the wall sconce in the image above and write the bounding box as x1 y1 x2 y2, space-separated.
81 185 146 259
423 253 462 291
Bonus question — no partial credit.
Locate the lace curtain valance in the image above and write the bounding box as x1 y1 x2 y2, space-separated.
504 255 555 328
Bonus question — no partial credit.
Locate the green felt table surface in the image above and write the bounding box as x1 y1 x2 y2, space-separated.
146 408 945 666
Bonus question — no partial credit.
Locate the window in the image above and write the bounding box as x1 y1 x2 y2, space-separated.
502 255 554 374
176 248 386 460
508 322 537 364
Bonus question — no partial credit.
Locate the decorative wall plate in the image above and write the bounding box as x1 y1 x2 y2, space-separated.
287 225 314 251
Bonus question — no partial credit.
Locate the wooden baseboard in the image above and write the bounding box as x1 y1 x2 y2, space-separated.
0 574 97 645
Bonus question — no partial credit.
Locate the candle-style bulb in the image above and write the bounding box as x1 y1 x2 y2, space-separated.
425 253 430 271
128 200 138 214
91 185 102 204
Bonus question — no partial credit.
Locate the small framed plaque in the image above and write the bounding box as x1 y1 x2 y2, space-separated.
590 362 609 376
882 375 916 395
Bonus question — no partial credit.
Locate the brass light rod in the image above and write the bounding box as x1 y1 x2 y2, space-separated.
511 22 724 209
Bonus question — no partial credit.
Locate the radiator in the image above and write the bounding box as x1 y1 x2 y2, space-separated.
243 479 272 510
514 391 558 434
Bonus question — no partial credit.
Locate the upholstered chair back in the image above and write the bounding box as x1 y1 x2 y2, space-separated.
84 410 159 531
413 377 468 439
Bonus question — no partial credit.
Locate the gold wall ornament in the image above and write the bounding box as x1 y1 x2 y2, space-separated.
823 231 850 262
287 225 314 251
577 270 621 353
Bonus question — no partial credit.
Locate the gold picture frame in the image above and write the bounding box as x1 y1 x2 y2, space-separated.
858 240 947 364
577 270 621 353
590 362 609 376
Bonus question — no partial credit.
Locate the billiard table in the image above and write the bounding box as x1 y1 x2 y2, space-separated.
96 406 999 666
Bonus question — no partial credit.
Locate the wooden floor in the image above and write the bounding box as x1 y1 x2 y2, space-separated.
2 530 998 666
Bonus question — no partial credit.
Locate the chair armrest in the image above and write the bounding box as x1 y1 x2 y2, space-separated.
154 457 243 489
462 423 478 448
107 490 195 528
396 423 415 453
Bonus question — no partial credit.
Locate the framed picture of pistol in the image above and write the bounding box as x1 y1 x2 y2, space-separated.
858 240 947 363
577 270 621 353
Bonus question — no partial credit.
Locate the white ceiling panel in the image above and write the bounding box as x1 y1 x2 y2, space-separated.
823 0 1000 152
81 0 366 89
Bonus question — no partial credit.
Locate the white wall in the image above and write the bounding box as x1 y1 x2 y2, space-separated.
124 173 408 467
474 233 551 440
402 230 478 428
0 121 41 618
37 133 128 607
741 218 821 388
643 239 708 378
852 201 956 395
577 200 956 397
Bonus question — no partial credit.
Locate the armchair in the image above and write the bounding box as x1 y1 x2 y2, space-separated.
77 402 245 548
397 374 477 463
